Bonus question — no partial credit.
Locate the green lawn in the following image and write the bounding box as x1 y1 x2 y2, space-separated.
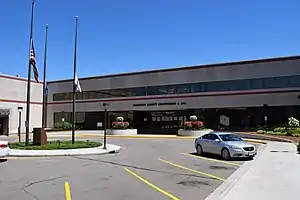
9 140 102 150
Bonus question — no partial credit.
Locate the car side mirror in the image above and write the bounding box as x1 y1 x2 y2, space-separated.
214 139 220 142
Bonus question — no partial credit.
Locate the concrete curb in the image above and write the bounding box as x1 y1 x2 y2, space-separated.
8 144 121 157
205 143 267 200
234 132 293 143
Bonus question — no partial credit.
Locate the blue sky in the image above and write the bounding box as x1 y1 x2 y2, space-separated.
1 0 299 81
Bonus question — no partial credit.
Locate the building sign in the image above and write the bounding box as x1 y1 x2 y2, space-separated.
0 109 10 116
220 115 230 127
97 122 102 128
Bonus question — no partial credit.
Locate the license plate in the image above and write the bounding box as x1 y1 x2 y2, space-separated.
247 152 255 156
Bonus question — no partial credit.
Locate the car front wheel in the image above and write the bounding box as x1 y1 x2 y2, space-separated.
196 145 203 155
221 148 231 160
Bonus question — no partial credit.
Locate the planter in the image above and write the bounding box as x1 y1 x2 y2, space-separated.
177 129 213 137
107 129 138 135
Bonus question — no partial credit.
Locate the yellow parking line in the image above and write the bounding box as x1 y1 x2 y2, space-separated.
64 182 72 200
181 153 241 167
158 158 225 182
124 167 180 200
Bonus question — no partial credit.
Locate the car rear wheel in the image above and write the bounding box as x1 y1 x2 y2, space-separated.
221 148 230 160
196 145 203 155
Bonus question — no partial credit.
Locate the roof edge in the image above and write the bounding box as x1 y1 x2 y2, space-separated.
48 55 300 84
0 74 43 84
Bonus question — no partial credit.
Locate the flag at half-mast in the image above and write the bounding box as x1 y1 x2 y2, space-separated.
75 74 82 92
30 39 39 82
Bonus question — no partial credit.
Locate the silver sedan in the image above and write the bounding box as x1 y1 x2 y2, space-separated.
195 132 257 160
0 141 10 158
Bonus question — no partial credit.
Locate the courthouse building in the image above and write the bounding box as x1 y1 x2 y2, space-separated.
46 55 300 134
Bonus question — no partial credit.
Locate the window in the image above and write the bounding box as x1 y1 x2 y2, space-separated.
230 79 251 90
263 77 289 89
210 134 220 141
158 102 177 106
53 93 72 101
289 75 300 87
147 86 168 95
52 75 300 101
133 103 146 107
250 79 263 89
202 134 212 140
176 84 191 93
206 81 229 92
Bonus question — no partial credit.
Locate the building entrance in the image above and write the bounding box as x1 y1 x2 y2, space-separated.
0 116 9 136
133 110 192 134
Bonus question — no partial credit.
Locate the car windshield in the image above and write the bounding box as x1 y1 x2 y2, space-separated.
219 134 243 141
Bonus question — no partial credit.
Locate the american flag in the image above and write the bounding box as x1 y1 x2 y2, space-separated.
30 39 39 82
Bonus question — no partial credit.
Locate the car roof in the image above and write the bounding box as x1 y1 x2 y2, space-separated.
211 132 235 136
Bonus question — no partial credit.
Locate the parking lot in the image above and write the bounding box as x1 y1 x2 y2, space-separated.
0 137 260 200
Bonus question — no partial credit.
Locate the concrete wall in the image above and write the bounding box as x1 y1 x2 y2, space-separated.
46 56 300 127
0 74 43 134
47 57 300 95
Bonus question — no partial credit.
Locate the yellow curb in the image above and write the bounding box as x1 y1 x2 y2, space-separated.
46 134 267 143
76 134 196 140
243 139 267 144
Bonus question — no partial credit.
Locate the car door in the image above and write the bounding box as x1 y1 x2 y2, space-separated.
200 134 213 153
208 134 223 154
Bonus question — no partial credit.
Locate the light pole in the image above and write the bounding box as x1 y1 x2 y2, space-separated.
263 104 268 132
102 103 109 149
17 106 23 142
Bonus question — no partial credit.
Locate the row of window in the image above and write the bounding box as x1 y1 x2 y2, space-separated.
52 75 300 101
133 102 186 107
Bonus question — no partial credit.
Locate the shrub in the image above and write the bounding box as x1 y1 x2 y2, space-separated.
286 128 300 137
288 117 299 127
53 121 72 131
111 121 129 129
111 116 130 129
183 121 204 130
273 127 287 133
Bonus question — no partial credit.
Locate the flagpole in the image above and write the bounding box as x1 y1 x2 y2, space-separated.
42 24 49 128
25 0 35 146
72 16 79 144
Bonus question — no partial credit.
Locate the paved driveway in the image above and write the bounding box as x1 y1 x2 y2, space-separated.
0 137 258 200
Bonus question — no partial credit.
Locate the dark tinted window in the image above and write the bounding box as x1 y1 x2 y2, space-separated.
250 79 264 89
202 134 212 140
190 83 205 92
147 86 167 95
263 77 289 89
52 75 300 101
230 79 251 90
289 75 300 87
176 84 191 93
210 134 219 140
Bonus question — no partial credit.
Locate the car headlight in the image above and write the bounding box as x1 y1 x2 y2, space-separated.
230 145 242 151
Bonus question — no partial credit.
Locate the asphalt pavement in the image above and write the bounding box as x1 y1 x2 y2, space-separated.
0 136 258 200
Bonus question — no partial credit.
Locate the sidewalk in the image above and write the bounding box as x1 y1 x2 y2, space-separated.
206 142 299 200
